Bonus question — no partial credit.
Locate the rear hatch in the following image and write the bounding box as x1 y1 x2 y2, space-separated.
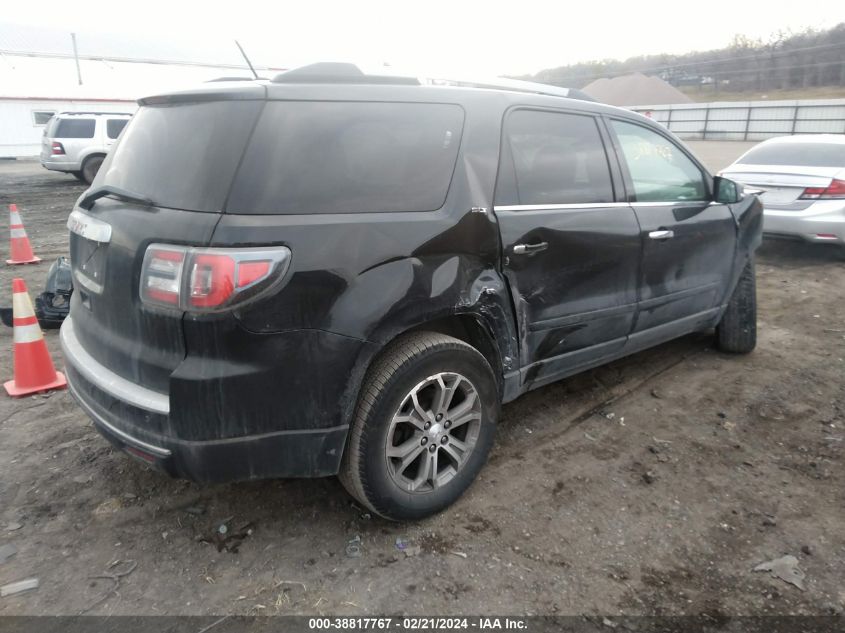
68 91 264 392
40 116 58 161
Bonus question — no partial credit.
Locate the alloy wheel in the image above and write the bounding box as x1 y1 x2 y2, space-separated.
385 372 482 493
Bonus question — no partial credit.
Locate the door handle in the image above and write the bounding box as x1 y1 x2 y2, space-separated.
513 242 549 255
648 230 674 240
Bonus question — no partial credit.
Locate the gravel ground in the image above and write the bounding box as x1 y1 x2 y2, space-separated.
0 158 842 617
684 141 757 173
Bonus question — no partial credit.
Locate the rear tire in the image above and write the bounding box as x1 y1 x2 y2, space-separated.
71 171 86 183
81 155 105 185
340 332 498 521
716 258 757 354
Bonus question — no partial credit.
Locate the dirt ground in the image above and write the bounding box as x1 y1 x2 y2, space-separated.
0 155 842 618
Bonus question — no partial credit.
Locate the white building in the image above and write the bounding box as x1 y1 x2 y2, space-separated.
1 23 283 157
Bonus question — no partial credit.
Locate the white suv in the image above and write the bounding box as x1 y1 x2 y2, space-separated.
40 112 132 184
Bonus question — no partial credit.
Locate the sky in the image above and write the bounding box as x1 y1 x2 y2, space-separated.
4 0 845 77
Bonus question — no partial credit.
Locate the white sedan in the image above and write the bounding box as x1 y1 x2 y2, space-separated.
720 134 845 246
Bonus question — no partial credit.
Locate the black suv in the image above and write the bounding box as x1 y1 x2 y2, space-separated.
61 64 762 521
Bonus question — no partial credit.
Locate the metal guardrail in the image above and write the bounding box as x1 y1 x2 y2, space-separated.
631 98 845 141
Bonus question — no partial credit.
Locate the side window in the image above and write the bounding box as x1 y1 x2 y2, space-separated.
610 120 707 202
227 101 464 214
54 119 96 139
500 109 614 206
106 119 128 139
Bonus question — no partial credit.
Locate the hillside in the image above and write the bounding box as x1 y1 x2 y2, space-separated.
519 24 845 98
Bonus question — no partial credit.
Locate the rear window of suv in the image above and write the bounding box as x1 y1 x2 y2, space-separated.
226 101 464 214
739 142 845 168
55 119 95 138
94 101 263 212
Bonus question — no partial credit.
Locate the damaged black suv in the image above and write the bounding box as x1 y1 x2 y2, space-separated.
61 63 761 520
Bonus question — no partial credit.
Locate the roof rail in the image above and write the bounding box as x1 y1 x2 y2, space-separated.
59 111 134 116
270 62 595 102
206 76 267 83
423 76 596 102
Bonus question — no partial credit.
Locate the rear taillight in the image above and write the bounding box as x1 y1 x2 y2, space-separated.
141 246 184 306
140 245 291 312
51 142 65 155
799 178 845 200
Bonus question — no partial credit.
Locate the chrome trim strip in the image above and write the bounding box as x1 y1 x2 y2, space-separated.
72 270 104 294
494 201 712 212
67 209 112 243
60 316 170 415
494 202 631 212
629 201 711 207
67 378 172 458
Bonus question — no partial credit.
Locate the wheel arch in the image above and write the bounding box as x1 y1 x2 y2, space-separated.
79 150 106 166
337 302 518 441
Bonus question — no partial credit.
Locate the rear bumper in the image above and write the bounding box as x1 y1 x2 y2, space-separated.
60 316 353 481
763 201 845 243
41 158 81 172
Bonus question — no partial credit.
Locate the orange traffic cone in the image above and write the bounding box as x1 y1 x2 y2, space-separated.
4 278 66 397
7 204 41 265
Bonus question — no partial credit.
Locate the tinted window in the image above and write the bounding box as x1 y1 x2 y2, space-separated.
611 120 707 202
227 101 464 214
738 142 845 168
54 119 95 139
95 101 263 212
502 110 614 206
106 118 128 139
32 111 56 126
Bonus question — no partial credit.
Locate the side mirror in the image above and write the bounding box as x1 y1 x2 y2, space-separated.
714 176 743 204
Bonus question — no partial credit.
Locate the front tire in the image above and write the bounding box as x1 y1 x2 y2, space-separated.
716 258 757 354
340 332 498 521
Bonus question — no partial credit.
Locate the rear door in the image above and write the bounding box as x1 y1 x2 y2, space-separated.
68 99 263 393
494 108 641 384
607 118 736 339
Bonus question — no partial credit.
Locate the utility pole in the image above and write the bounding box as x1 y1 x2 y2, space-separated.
71 33 83 85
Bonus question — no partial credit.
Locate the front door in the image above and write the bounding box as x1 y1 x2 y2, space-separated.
607 118 737 339
494 108 641 387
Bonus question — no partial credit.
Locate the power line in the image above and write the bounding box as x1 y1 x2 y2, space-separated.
538 41 845 83
634 41 845 74
0 48 284 71
688 58 845 78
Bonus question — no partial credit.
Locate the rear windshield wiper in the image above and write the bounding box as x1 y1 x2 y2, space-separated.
79 185 154 211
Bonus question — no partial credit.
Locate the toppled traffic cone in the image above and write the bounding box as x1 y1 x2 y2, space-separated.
7 204 41 265
4 278 66 397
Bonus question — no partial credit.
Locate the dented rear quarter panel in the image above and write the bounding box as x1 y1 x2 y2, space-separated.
209 89 520 430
